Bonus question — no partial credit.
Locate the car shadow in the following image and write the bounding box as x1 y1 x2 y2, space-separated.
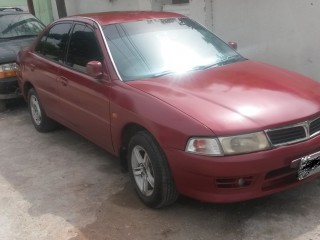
1 104 320 240
70 179 320 240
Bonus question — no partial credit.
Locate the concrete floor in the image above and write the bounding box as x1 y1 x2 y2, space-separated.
1 101 320 240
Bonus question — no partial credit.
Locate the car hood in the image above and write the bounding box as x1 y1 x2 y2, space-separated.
0 38 34 63
127 60 320 136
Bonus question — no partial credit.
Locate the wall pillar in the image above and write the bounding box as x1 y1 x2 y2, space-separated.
55 0 67 18
189 0 213 30
27 0 35 15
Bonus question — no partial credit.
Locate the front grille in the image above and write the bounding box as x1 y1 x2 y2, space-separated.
310 117 320 136
0 80 19 94
267 126 306 145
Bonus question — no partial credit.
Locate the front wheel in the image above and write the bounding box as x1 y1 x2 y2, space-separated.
128 131 178 208
28 88 57 132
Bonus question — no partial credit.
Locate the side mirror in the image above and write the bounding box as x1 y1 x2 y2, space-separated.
86 61 103 79
228 41 238 50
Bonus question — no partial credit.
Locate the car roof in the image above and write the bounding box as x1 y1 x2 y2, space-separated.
0 7 23 11
64 11 184 25
0 11 30 15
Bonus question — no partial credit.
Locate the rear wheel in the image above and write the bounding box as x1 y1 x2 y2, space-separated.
128 131 178 208
28 88 57 132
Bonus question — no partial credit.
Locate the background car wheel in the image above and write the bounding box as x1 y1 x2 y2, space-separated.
128 131 178 208
0 100 6 112
28 88 57 132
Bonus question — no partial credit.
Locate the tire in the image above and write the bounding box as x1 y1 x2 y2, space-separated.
0 100 6 112
28 88 57 132
128 131 178 208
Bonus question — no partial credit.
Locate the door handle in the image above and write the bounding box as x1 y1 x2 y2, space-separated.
59 77 68 86
30 64 36 72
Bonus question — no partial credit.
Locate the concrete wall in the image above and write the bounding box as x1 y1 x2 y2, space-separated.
152 0 172 11
0 0 28 11
189 0 213 30
33 0 53 25
212 0 320 81
51 0 155 19
51 0 173 19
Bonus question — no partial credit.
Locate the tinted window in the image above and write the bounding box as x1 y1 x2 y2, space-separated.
103 18 243 81
37 23 71 63
0 13 44 39
66 24 103 73
35 33 47 55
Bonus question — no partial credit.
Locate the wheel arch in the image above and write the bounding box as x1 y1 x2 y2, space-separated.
23 81 34 101
118 122 155 172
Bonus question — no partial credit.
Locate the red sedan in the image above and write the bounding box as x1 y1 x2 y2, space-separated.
17 11 320 208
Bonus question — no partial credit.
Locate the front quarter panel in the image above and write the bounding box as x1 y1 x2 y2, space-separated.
110 80 214 153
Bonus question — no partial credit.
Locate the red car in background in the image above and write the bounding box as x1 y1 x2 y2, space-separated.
17 11 320 208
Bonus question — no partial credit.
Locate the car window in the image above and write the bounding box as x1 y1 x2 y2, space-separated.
66 24 103 74
34 32 48 55
35 23 72 63
0 13 44 39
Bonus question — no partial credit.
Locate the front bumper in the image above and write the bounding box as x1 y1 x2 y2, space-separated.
165 135 320 203
0 76 21 100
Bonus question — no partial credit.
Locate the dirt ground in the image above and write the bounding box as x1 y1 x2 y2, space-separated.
1 100 320 240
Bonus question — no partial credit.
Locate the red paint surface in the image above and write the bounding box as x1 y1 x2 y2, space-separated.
76 11 184 25
128 60 320 136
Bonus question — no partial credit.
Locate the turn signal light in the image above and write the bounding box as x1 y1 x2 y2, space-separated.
0 63 18 79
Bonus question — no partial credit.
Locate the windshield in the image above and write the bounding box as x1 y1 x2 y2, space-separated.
102 18 243 81
0 13 45 39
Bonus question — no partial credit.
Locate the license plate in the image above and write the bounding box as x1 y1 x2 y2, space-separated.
298 151 320 180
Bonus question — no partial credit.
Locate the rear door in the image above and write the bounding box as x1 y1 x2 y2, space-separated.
30 23 72 118
57 22 113 152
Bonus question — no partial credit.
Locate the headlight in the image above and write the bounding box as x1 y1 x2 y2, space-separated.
185 138 223 156
186 132 270 156
0 63 18 79
219 132 270 155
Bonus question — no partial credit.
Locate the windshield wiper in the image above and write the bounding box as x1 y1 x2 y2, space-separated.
216 55 246 66
149 56 246 78
150 70 176 78
196 56 246 71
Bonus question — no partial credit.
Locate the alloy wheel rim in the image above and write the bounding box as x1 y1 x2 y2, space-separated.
131 145 155 197
30 95 42 126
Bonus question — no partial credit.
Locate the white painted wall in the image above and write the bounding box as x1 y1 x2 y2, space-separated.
50 0 155 19
212 0 320 81
66 0 141 15
153 0 172 11
163 3 190 16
